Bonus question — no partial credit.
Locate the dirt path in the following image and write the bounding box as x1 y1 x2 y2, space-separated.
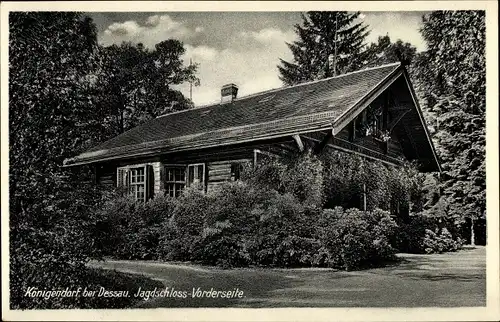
88 246 485 307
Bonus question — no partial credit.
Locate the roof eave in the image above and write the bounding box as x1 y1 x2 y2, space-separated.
63 123 336 167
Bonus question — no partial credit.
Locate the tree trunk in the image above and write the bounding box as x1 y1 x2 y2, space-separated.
120 109 124 134
363 183 367 211
470 218 475 246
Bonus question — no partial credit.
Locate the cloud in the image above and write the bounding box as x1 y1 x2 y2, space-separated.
166 26 297 106
104 21 142 37
184 44 218 61
99 16 297 106
100 14 202 48
97 12 427 108
362 12 427 51
176 36 295 106
240 28 295 44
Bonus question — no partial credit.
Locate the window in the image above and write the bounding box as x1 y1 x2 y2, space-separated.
117 165 153 202
164 163 206 197
165 167 186 198
187 163 206 192
130 167 146 202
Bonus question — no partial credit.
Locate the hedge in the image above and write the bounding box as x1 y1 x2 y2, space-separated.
97 181 399 270
94 151 463 269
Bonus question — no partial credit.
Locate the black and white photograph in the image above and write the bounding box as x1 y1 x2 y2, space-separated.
1 1 498 321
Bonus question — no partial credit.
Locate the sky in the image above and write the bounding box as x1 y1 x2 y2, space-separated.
88 11 429 106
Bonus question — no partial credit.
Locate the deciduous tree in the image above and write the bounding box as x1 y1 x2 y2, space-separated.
95 39 199 136
362 35 417 68
413 11 486 244
9 12 104 308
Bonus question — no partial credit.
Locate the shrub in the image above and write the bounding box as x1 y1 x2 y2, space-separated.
243 151 324 209
122 195 174 260
399 213 463 254
94 192 174 260
316 207 398 270
280 152 324 209
194 182 320 268
423 227 463 254
157 187 209 261
271 235 322 267
321 150 424 214
194 182 264 267
197 232 249 268
397 214 436 253
242 156 287 192
92 153 437 270
244 191 321 267
156 181 324 268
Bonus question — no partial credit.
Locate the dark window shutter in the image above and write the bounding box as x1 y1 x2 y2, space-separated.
117 168 126 187
146 165 155 200
127 170 131 193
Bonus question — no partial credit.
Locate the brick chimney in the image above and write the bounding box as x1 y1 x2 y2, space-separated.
221 83 238 104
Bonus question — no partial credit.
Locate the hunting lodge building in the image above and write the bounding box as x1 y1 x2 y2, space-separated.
64 62 440 205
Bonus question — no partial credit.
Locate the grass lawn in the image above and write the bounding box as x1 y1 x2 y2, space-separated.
88 246 485 308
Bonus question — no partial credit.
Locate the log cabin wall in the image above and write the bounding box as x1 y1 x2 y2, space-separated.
96 160 162 195
94 118 408 198
159 138 297 193
94 137 299 195
161 146 253 193
206 160 248 192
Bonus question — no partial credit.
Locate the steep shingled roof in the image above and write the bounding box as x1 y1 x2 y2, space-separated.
65 63 403 166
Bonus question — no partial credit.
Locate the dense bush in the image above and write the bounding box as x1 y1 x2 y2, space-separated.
320 150 425 214
93 152 462 271
95 179 398 270
423 228 463 254
397 213 463 254
158 187 211 261
243 151 324 209
157 182 321 268
315 207 398 270
242 190 321 267
95 192 174 260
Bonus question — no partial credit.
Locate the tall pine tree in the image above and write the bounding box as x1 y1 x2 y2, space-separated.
413 11 486 244
278 11 369 85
